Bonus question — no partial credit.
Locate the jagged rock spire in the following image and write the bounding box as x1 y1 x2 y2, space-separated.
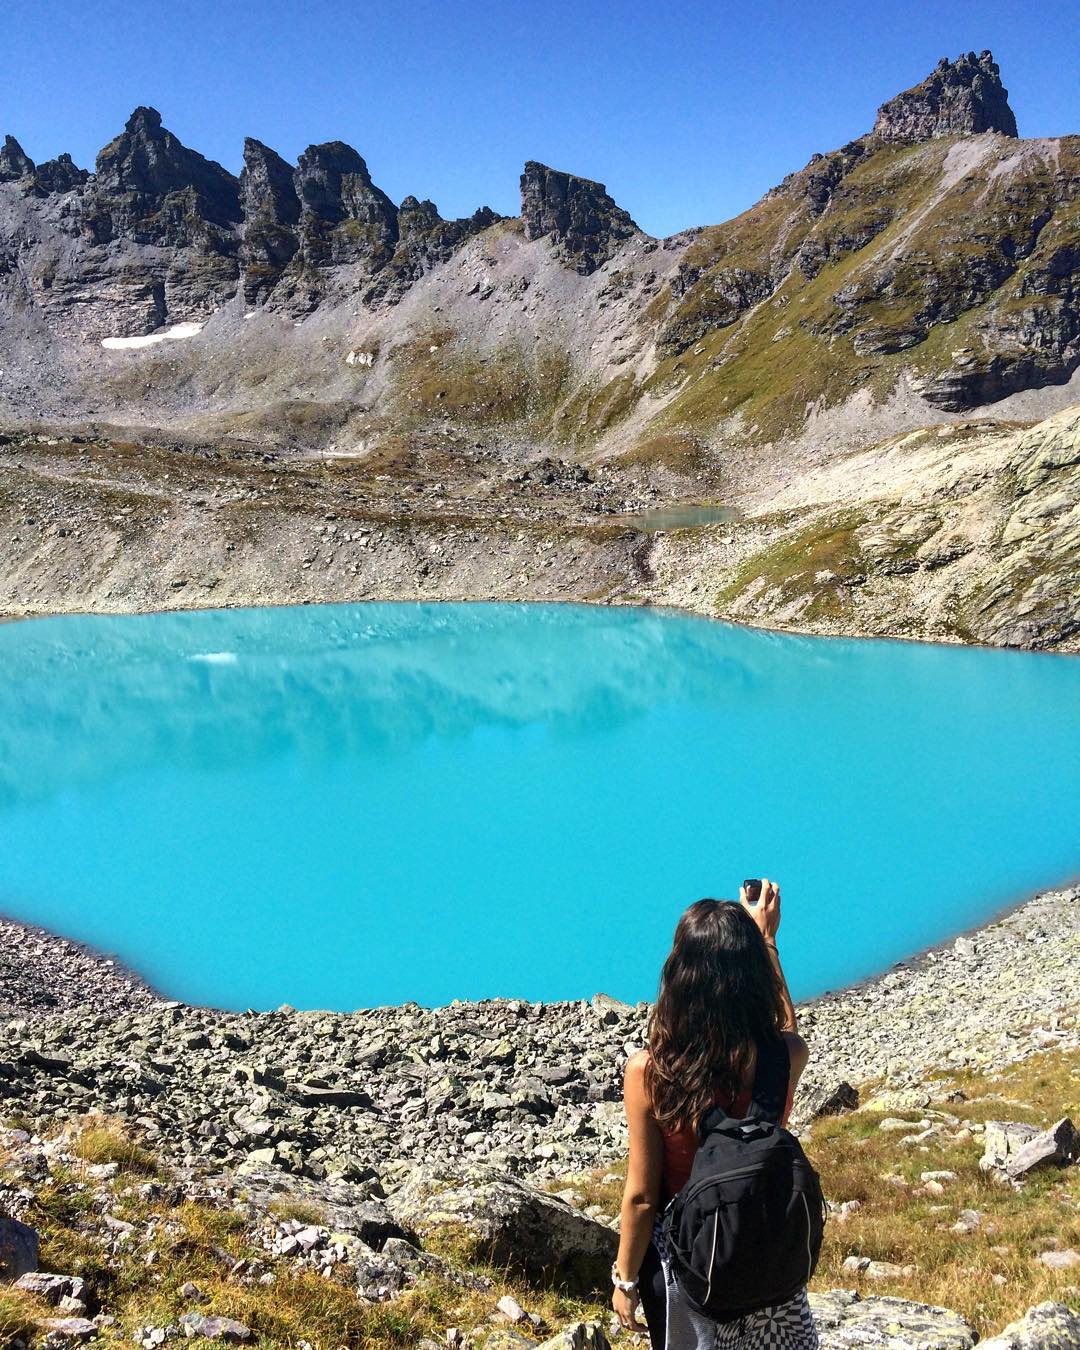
239 139 302 304
0 135 34 181
520 161 638 274
94 106 241 226
293 141 397 229
240 139 300 225
874 50 1018 142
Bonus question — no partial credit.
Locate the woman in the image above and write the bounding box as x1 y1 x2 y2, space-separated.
611 879 816 1350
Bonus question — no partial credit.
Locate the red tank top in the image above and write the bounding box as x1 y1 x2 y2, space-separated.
658 1052 795 1202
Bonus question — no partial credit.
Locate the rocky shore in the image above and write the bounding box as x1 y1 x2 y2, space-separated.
0 922 156 1020
2 400 1078 652
1 884 1075 1181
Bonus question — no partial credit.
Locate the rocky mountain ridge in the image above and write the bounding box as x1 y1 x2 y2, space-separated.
1 49 1076 465
0 51 1077 651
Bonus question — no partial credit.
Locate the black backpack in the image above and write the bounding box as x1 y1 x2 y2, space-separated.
661 1038 825 1320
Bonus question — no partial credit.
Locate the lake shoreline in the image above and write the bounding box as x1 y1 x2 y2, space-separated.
0 884 1075 1191
3 592 1080 661
3 878 1076 1027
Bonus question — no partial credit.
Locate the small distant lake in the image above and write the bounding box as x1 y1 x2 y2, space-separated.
615 504 736 530
0 602 1077 1011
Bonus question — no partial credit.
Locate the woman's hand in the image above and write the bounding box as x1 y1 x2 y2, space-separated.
741 877 781 941
612 1284 645 1331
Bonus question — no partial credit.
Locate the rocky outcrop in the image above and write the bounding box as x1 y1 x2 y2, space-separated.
7 107 245 339
873 51 1018 142
242 140 398 311
658 263 773 357
810 1291 975 1349
0 135 34 182
32 154 89 195
520 161 638 273
385 1164 616 1286
293 141 398 262
238 138 301 303
920 230 1080 408
86 106 241 240
981 1118 1080 1181
365 196 501 303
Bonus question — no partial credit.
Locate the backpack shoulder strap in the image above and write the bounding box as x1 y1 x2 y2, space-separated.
749 1036 790 1123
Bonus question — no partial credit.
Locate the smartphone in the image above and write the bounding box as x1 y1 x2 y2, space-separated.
743 878 762 904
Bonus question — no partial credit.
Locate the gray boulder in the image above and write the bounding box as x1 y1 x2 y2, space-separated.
979 1303 1080 1349
14 1272 89 1311
980 1121 1041 1173
0 1214 39 1281
178 1314 253 1343
792 1081 859 1126
810 1291 976 1349
385 1164 616 1287
1004 1118 1079 1181
41 1318 98 1345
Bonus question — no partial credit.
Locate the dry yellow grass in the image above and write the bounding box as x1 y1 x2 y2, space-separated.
0 1288 46 1345
16 1129 605 1349
70 1119 158 1176
807 1046 1080 1335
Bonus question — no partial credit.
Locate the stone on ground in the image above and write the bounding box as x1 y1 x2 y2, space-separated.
537 1324 611 1350
178 1313 254 1343
809 1291 976 1349
1004 1118 1079 1180
385 1164 616 1285
978 1303 1080 1349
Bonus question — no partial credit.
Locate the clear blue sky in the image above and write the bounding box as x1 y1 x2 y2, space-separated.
4 0 1077 237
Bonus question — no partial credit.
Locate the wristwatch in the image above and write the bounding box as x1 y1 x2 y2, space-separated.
611 1262 638 1292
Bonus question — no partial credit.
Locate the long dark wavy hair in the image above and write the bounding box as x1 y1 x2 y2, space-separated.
644 899 785 1132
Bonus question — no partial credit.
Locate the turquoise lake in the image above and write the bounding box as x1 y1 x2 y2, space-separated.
0 602 1078 1011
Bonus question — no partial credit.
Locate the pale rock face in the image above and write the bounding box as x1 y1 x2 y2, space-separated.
873 51 1019 142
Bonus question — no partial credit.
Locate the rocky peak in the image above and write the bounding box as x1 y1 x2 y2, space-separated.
520 161 638 274
33 153 89 194
93 106 241 227
293 142 396 231
240 139 300 225
873 51 1018 143
0 135 34 182
397 195 442 229
239 140 301 305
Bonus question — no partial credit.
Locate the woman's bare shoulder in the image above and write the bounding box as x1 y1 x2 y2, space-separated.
625 1047 650 1079
624 1047 651 1098
782 1030 810 1074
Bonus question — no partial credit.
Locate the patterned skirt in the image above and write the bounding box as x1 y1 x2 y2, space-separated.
643 1215 819 1350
